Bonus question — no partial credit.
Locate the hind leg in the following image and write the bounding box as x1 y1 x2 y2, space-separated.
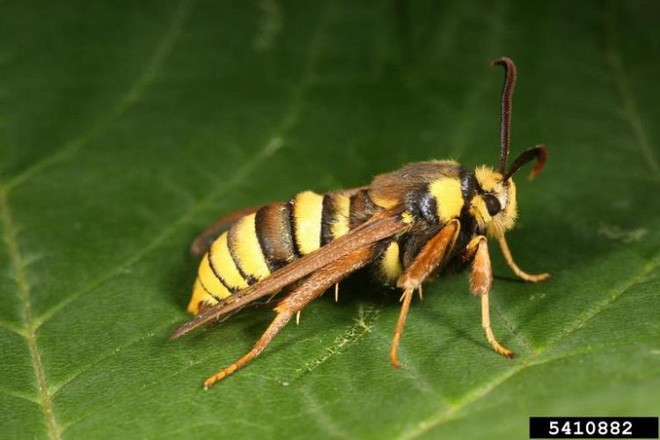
202 245 375 389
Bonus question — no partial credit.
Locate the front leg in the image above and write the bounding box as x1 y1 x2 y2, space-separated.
497 234 549 282
390 219 460 368
468 236 514 358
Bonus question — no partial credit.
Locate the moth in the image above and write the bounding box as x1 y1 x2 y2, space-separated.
171 57 549 389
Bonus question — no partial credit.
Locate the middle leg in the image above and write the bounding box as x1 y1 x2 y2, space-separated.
390 219 460 367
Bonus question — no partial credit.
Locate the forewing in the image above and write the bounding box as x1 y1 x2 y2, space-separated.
171 209 411 339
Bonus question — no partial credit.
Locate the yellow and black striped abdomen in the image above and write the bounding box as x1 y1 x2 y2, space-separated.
187 190 353 314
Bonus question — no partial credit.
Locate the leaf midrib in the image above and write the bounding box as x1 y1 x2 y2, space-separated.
22 4 331 435
0 191 61 440
0 2 193 438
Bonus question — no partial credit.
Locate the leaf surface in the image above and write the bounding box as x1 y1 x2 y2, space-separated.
1 1 659 439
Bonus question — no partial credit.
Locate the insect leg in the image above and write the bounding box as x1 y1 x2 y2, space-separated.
390 287 414 368
496 234 550 282
468 236 514 358
390 219 460 368
191 204 266 257
202 307 292 390
173 212 410 340
202 245 375 389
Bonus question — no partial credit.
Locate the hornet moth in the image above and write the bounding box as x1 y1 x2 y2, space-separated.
171 57 549 390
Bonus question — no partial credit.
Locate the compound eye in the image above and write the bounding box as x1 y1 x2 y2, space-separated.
484 194 501 216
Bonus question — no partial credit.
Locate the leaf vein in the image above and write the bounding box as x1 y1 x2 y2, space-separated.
302 387 352 440
1 0 193 192
604 0 660 181
0 319 26 338
49 318 181 398
34 138 283 328
0 388 41 406
492 301 534 352
0 191 61 440
535 256 659 353
529 337 657 369
34 0 329 329
398 255 660 439
294 305 381 379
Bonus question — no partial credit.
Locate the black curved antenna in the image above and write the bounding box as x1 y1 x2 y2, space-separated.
503 144 547 181
492 57 517 174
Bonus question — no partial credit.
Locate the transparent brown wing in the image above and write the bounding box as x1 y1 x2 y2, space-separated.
171 209 411 340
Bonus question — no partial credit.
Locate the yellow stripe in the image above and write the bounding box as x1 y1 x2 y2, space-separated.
371 195 398 209
208 233 249 290
429 178 463 223
474 165 501 191
469 196 489 230
198 253 232 299
293 191 324 254
187 279 209 314
231 213 271 281
379 241 402 284
331 194 350 239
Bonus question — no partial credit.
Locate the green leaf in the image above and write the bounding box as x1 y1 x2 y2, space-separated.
2 1 659 439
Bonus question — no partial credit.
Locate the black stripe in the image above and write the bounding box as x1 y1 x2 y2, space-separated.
254 206 277 272
349 190 379 229
423 190 439 224
399 227 442 269
207 246 238 294
227 225 258 286
320 194 335 246
459 166 480 204
254 203 297 271
287 199 303 258
198 276 223 302
397 234 411 269
405 186 439 224
458 167 483 235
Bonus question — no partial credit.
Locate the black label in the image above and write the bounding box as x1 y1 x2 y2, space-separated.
529 417 658 439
